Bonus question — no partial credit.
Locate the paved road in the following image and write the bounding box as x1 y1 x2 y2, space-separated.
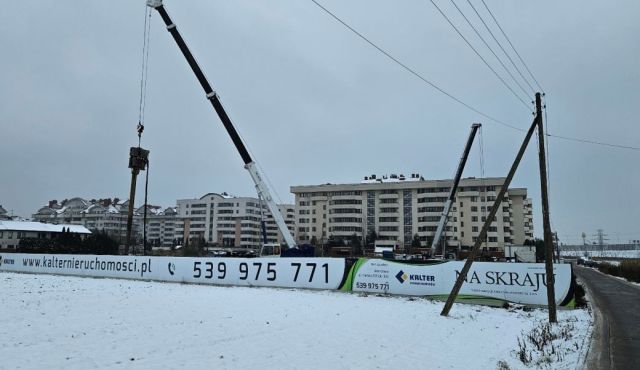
575 266 640 370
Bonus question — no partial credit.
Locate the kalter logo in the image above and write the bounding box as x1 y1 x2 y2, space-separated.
396 270 436 285
395 270 408 283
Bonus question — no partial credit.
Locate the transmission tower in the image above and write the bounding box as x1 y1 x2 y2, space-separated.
593 229 609 252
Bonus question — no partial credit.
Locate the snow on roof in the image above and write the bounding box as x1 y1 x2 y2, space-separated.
0 221 91 234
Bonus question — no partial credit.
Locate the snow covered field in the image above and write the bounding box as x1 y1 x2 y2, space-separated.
0 272 591 370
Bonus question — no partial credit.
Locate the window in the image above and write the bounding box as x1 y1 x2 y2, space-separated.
330 199 362 205
472 216 478 222
417 216 440 222
459 202 463 207
379 217 398 222
471 206 478 212
417 206 444 213
472 226 478 232
379 226 399 232
488 237 498 242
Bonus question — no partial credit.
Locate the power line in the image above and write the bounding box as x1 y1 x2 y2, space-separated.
427 0 532 111
465 0 536 94
547 133 640 151
308 1 640 153
480 0 544 92
309 0 524 131
448 0 532 100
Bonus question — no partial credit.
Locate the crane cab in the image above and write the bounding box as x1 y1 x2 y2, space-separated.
260 243 281 257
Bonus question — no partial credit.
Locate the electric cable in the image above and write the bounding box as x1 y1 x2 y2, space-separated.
449 0 532 100
309 0 526 131
427 0 532 111
465 0 536 95
548 134 640 151
309 1 639 152
480 0 544 92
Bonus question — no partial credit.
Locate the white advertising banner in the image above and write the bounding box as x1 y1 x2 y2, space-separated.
350 259 572 306
0 254 345 291
0 254 573 306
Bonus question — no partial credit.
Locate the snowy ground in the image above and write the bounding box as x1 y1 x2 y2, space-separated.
0 273 592 370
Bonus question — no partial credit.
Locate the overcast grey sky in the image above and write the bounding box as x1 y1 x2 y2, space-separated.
0 0 638 244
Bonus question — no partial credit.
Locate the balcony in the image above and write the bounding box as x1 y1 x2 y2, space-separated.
457 191 480 197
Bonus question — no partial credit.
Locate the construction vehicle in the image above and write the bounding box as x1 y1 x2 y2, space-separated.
430 123 481 258
146 0 296 252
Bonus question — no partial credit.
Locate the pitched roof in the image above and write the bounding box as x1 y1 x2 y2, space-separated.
0 221 91 234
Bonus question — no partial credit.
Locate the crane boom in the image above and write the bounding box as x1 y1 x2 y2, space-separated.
146 0 297 248
430 123 481 257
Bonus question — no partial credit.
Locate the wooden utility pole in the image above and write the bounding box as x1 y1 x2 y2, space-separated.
536 92 557 323
441 118 538 316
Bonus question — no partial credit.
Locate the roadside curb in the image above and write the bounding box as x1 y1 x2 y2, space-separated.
575 268 610 370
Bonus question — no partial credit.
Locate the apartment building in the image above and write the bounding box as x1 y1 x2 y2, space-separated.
290 174 534 251
33 198 141 242
175 192 295 248
146 207 178 249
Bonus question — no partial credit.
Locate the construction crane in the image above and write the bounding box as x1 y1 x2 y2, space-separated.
146 0 297 249
430 123 481 258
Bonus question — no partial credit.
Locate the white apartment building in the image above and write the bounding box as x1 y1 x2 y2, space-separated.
175 192 295 249
146 207 178 248
290 174 534 251
33 198 142 242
